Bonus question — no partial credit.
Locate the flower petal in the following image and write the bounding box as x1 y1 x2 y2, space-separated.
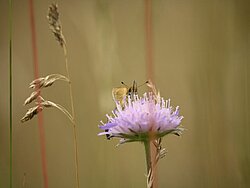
99 122 117 130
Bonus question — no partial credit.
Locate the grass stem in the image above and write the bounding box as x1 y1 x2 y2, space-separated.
63 45 80 188
9 0 12 187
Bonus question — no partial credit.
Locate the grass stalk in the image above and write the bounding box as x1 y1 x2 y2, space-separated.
63 46 80 188
47 3 80 187
9 0 12 187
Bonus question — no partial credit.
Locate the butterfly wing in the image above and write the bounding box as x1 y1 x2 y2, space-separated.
112 87 128 106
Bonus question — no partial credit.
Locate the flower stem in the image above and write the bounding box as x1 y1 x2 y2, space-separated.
144 139 157 188
144 140 151 174
63 45 80 188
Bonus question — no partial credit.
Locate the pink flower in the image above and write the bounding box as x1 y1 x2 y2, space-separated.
99 93 183 145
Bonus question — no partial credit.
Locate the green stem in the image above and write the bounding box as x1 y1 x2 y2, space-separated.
144 140 151 174
9 0 12 187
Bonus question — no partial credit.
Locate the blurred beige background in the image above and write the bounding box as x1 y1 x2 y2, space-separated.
1 0 250 187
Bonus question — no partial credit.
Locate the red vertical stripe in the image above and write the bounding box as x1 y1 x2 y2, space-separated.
28 0 48 188
145 0 158 187
145 0 154 82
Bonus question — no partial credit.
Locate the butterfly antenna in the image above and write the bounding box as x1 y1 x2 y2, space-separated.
138 80 149 88
121 81 129 87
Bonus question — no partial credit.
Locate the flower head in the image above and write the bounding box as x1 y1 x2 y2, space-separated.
98 92 183 145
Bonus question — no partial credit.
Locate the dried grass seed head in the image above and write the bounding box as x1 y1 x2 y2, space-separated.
47 3 65 47
24 90 40 105
29 74 69 89
21 105 43 123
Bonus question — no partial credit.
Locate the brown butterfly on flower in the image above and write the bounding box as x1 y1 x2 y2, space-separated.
112 80 149 107
104 80 149 139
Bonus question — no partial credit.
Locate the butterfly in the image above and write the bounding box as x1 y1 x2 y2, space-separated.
112 80 137 107
105 81 148 139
